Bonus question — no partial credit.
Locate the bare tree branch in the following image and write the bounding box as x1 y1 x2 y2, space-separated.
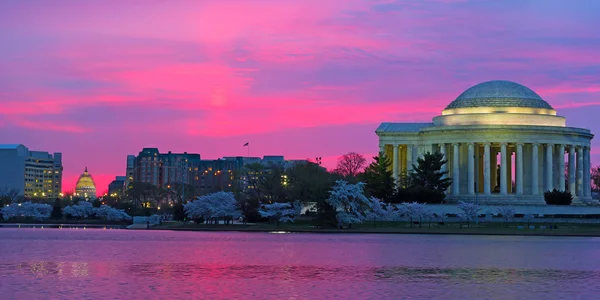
334 152 367 177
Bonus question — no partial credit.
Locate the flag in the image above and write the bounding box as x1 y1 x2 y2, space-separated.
243 142 249 147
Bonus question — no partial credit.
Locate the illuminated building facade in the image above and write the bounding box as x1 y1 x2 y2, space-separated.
127 149 308 197
108 176 126 196
0 144 62 199
75 167 97 199
130 148 201 189
377 80 595 205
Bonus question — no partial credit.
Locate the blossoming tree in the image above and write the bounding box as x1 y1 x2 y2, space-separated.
259 202 298 226
184 192 240 224
1 202 52 221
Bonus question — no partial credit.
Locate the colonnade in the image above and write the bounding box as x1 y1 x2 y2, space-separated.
382 142 592 198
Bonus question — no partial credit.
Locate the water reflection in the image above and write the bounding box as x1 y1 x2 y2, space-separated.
3 261 599 283
2 229 600 299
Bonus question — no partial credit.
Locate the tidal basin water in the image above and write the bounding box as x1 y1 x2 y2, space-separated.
1 229 600 299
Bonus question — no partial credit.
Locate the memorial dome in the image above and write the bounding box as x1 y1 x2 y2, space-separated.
445 80 553 110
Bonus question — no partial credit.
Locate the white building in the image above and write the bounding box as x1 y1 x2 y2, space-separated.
377 80 594 205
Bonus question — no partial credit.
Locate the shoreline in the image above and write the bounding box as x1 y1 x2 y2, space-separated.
2 222 599 237
147 224 600 237
0 223 128 228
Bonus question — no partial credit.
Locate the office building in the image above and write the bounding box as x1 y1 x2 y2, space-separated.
0 144 63 198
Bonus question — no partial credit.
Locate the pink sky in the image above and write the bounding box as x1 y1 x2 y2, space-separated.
1 0 600 195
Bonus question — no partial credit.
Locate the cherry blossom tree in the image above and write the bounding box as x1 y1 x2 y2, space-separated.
365 197 398 222
457 201 480 227
326 180 372 227
1 202 52 221
399 202 427 227
259 202 297 226
63 201 96 219
95 205 132 221
496 206 516 227
184 192 240 224
523 213 535 227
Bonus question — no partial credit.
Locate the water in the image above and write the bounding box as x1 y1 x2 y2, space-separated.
1 229 600 299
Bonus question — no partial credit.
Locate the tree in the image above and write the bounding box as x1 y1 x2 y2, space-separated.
126 182 160 208
544 189 573 205
457 201 479 227
399 202 427 227
287 162 338 203
92 198 102 208
406 152 452 204
63 201 96 219
94 205 132 222
259 202 298 226
260 165 288 204
184 192 240 224
361 152 396 202
0 187 22 206
496 206 515 227
410 152 452 193
326 180 372 227
237 163 266 222
102 194 120 208
591 165 600 192
1 202 52 221
523 214 535 227
333 152 366 178
173 202 186 221
365 197 398 225
51 198 63 219
165 183 196 204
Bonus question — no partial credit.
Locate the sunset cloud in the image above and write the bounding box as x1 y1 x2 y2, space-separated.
1 0 599 193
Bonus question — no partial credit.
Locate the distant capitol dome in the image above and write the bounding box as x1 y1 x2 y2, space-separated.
75 167 97 198
446 80 553 110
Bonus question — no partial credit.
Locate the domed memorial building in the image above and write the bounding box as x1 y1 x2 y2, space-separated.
377 80 594 205
75 167 97 199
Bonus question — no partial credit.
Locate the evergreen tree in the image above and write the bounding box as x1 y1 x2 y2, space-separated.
361 152 396 202
403 152 452 204
172 202 186 221
51 198 63 219
410 152 452 193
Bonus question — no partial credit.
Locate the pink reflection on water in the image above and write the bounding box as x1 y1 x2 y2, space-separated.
1 229 600 299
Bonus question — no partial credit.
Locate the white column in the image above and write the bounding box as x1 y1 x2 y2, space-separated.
406 144 413 173
584 146 591 197
516 143 523 195
392 145 399 180
379 144 384 154
467 143 475 195
569 146 576 196
532 144 539 196
577 146 583 197
484 143 491 195
588 146 592 197
440 144 447 178
453 143 460 196
558 145 565 191
500 143 508 195
546 144 553 191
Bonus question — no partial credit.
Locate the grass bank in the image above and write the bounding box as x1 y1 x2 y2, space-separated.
152 220 600 237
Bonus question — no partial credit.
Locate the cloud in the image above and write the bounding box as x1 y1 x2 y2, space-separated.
1 0 600 191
